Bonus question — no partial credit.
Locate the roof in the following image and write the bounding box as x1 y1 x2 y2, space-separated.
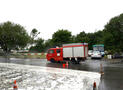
93 44 104 47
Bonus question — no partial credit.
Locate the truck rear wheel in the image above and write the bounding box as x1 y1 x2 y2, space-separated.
71 58 79 64
76 60 81 64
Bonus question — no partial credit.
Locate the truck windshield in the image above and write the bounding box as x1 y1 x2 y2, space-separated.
48 50 54 54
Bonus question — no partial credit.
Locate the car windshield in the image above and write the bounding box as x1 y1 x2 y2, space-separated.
93 51 100 54
89 50 93 53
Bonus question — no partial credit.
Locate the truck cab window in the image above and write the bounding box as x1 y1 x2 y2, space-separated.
56 49 61 53
48 50 54 54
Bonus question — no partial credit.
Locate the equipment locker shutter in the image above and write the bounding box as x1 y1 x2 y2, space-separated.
73 46 84 57
85 46 88 57
63 47 73 57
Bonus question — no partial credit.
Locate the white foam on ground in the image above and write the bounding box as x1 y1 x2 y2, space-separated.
0 63 100 90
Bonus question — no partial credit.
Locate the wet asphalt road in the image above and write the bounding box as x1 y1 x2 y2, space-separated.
0 58 123 90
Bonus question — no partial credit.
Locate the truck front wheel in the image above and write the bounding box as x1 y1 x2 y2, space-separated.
50 58 56 63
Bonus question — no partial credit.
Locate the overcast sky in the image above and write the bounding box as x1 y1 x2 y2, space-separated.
0 0 123 40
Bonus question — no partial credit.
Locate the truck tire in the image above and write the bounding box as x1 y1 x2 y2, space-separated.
71 58 78 64
50 58 56 63
76 60 80 64
77 58 82 64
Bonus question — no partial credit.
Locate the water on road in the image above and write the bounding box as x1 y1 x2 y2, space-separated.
0 58 123 90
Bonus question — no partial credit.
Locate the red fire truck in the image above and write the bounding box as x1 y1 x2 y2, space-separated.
46 43 88 64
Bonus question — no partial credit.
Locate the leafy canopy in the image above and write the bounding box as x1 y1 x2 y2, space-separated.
104 13 123 52
29 38 45 52
0 21 30 53
52 29 72 46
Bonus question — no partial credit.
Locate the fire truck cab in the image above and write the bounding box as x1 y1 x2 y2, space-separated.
47 47 63 63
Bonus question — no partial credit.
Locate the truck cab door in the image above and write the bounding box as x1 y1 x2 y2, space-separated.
47 49 55 60
56 49 63 61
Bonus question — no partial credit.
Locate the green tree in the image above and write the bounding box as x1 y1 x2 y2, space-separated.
44 39 54 51
0 21 30 57
88 30 104 50
104 13 123 52
75 31 89 43
30 28 40 39
30 28 40 45
71 35 76 43
93 30 104 44
52 29 72 46
29 38 45 52
74 31 104 50
86 33 95 50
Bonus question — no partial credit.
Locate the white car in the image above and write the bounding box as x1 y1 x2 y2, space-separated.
91 51 102 59
88 50 93 57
